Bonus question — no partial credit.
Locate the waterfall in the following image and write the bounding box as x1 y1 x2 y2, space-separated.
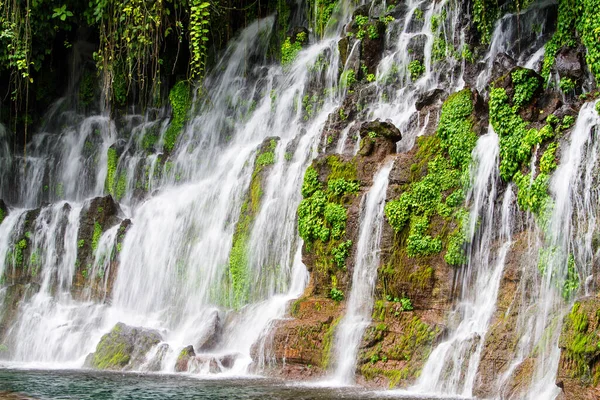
412 126 515 396
329 160 394 385
0 11 348 372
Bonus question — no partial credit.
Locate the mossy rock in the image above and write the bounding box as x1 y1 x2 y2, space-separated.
557 298 600 393
86 322 162 371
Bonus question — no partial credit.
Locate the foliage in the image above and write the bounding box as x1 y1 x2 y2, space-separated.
308 0 338 38
560 77 577 92
408 60 425 81
189 1 211 79
514 171 550 216
163 81 191 153
331 240 352 268
327 178 359 197
355 15 379 41
489 72 549 181
540 142 558 174
330 287 344 302
541 0 600 84
385 89 476 262
281 32 307 67
399 297 413 311
472 0 498 45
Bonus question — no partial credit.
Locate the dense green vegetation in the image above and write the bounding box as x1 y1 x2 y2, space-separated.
0 0 293 141
385 89 476 265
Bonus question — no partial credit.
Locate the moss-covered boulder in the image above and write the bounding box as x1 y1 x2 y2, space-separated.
175 345 196 372
86 322 162 371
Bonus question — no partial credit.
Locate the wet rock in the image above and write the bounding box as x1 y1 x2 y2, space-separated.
189 353 241 374
86 322 162 371
555 47 584 80
0 283 40 349
535 91 563 122
360 21 385 75
338 37 350 67
175 345 196 372
72 195 124 300
196 310 222 352
415 89 447 111
489 53 517 88
0 199 7 223
144 343 169 372
406 4 426 33
407 34 428 63
357 120 402 162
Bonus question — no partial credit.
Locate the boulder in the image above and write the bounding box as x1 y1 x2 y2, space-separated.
416 89 447 111
175 345 196 372
555 47 584 80
196 310 222 352
86 322 162 371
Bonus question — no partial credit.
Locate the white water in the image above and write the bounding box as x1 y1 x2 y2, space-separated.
329 160 394 385
0 1 595 398
412 127 515 396
0 4 353 375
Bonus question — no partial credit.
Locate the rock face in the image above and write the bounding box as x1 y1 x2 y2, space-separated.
72 195 129 301
85 323 162 371
556 298 600 400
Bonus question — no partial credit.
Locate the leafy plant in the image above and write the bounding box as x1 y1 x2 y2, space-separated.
408 60 425 81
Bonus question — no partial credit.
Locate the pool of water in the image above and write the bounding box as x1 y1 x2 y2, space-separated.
0 368 461 400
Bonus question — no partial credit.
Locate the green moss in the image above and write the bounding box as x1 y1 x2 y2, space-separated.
91 222 102 253
104 148 118 197
0 208 4 225
361 315 438 387
91 325 131 370
163 81 191 153
115 173 127 200
560 301 600 384
321 316 341 369
226 139 280 308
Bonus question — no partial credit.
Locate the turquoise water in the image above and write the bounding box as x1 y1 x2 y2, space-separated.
0 368 448 399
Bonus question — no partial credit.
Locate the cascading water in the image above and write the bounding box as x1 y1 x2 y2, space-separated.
0 2 360 374
412 126 515 396
502 100 600 400
329 160 394 385
1 0 599 398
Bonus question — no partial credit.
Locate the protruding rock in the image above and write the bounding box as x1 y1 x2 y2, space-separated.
175 345 195 372
86 322 162 371
196 310 222 352
555 47 584 80
416 89 447 111
144 343 169 372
